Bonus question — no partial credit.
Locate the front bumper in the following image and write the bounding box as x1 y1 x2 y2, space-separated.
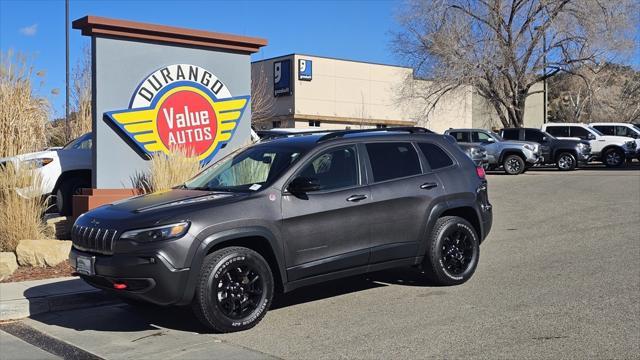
69 247 190 305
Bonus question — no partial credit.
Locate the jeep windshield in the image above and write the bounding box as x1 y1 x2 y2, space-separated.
184 145 304 192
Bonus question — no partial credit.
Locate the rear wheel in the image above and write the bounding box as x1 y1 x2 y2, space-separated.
603 148 624 168
55 177 90 215
556 152 577 171
503 155 525 175
192 247 274 333
422 216 480 286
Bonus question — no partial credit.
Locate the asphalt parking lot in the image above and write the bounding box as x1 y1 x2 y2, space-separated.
2 164 639 359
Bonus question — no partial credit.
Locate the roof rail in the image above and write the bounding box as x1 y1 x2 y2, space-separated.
317 126 433 142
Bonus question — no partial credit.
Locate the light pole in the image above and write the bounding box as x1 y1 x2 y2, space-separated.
535 25 548 124
65 0 70 139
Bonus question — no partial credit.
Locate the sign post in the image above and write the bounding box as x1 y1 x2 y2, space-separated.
71 16 267 216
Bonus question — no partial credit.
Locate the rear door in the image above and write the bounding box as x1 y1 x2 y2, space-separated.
281 144 373 281
364 141 445 263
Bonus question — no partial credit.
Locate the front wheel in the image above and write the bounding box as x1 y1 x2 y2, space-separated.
192 247 274 333
503 155 525 175
556 152 577 171
603 148 625 168
422 216 480 286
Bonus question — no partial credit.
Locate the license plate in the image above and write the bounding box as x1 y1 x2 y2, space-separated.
76 255 94 276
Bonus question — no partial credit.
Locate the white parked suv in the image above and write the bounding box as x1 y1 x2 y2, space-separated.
541 123 637 167
590 123 640 161
0 133 92 215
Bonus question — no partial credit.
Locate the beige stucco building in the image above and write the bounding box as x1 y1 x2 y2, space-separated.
251 54 545 133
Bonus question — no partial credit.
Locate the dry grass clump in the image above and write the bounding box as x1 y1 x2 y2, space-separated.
132 147 203 194
0 50 49 158
0 163 49 252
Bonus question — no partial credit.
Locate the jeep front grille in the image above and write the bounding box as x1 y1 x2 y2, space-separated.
71 225 117 255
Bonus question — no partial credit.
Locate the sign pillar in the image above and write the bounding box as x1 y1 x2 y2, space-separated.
71 16 266 216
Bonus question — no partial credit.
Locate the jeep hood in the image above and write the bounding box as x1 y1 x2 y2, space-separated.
108 189 238 214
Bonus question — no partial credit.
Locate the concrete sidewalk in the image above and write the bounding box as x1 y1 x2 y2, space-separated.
0 277 118 321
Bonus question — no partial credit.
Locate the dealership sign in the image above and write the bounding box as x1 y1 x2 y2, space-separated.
104 64 249 164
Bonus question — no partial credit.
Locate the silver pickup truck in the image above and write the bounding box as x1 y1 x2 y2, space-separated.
444 128 541 175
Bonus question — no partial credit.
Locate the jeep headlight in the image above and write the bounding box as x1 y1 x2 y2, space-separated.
625 141 636 149
22 158 53 168
120 222 190 243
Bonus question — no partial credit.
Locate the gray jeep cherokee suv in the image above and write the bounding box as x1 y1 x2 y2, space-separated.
70 128 492 332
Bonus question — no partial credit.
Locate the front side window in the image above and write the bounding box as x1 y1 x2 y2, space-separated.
472 131 492 143
297 146 359 191
615 126 639 138
546 126 569 137
185 145 303 192
366 142 421 182
418 143 454 170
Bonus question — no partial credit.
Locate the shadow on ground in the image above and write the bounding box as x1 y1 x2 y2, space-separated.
28 267 436 334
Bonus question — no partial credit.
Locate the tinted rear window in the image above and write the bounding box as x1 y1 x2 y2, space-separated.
418 143 454 170
524 129 545 142
366 142 421 182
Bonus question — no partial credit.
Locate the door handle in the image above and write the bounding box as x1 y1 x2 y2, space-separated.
420 182 438 190
346 194 367 202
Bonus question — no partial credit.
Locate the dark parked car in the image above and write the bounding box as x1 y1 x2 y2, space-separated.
69 127 492 332
500 128 591 171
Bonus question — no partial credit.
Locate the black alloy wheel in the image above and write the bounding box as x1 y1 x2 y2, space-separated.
216 264 265 319
192 247 274 333
440 229 474 276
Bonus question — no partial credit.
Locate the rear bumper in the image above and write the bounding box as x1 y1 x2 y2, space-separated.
69 247 190 305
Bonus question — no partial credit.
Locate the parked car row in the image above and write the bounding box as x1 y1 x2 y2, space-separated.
445 122 638 174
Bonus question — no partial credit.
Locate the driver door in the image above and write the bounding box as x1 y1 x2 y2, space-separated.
281 144 372 281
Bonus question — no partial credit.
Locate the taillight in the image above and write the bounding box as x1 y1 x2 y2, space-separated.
476 166 486 179
113 282 128 290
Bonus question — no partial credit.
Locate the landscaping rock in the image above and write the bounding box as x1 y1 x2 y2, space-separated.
45 215 71 240
0 252 19 280
15 240 72 267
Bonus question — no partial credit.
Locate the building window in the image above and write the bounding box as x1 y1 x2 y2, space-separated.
272 121 281 128
376 124 387 129
308 120 321 127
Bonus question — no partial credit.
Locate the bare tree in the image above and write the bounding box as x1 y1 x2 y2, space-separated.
68 45 92 139
250 63 275 128
548 63 640 123
394 0 638 127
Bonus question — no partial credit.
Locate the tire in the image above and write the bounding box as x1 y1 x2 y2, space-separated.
192 247 274 333
422 216 480 286
55 177 90 215
556 152 577 171
602 148 625 168
503 155 525 175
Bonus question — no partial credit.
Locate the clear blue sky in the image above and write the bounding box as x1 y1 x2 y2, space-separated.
1 0 638 119
0 0 402 118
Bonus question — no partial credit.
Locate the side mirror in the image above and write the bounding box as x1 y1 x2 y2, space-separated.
542 136 548 142
485 137 495 143
587 133 596 140
288 177 321 194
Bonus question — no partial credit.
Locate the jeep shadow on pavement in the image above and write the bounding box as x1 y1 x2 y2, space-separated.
69 127 493 333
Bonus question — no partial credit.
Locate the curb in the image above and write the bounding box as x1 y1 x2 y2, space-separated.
0 279 120 321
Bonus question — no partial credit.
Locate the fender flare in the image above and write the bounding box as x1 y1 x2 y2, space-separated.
416 198 484 258
177 226 286 305
498 149 525 163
